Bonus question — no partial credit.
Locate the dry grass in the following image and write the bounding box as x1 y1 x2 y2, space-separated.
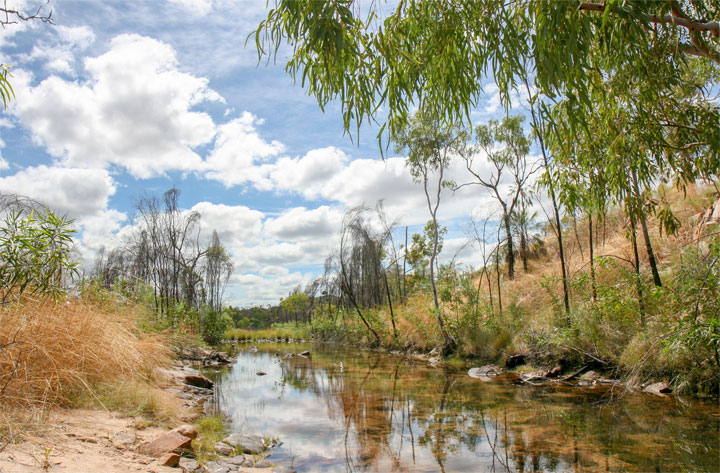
0 296 171 412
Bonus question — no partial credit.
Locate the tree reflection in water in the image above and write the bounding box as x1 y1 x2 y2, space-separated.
217 344 720 473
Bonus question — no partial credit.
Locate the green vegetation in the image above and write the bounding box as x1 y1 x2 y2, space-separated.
192 415 227 464
246 0 720 395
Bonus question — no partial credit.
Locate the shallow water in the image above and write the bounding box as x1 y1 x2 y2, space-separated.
211 343 720 472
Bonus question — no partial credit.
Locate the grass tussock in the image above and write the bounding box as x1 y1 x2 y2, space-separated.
225 327 301 341
0 296 171 414
192 414 227 464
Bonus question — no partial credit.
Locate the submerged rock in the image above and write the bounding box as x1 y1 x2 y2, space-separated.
468 365 505 380
644 382 672 396
222 433 266 454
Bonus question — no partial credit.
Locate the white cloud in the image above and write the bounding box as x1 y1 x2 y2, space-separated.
11 34 218 178
0 165 115 217
203 112 284 188
270 147 350 199
27 25 96 74
189 201 264 247
168 0 213 15
264 206 341 242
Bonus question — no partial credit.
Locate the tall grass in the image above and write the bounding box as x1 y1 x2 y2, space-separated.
0 296 171 412
225 326 305 341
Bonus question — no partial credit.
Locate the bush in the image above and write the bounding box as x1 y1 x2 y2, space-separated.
0 207 78 303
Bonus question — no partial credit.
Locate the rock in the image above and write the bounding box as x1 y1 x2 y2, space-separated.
185 374 214 389
215 441 235 456
111 431 136 450
157 453 181 467
173 424 199 440
544 366 563 378
580 370 599 380
468 365 505 379
178 457 200 473
222 433 266 454
272 467 296 473
298 350 311 357
139 431 192 457
256 371 267 376
644 382 672 396
248 345 259 352
209 350 234 364
243 458 254 467
225 455 246 466
254 459 273 468
205 461 230 473
505 354 525 369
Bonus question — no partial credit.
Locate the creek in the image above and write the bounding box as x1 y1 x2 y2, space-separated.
209 342 719 472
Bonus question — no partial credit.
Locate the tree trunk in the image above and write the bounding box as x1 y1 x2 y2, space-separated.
503 210 515 280
631 170 662 287
384 273 398 341
629 213 646 326
589 213 597 301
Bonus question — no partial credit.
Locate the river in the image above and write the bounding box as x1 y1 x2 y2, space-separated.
209 342 719 472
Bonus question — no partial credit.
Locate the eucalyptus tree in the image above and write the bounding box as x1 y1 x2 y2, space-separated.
455 116 537 280
203 230 233 312
254 1 719 153
392 111 466 354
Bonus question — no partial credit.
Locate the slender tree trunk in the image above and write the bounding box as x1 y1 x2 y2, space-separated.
502 210 515 280
589 213 597 301
572 211 584 261
520 222 528 272
403 226 408 302
523 81 570 316
629 214 646 326
495 240 503 317
384 273 398 341
631 171 662 287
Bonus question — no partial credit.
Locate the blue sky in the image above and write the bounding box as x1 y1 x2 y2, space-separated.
0 0 519 306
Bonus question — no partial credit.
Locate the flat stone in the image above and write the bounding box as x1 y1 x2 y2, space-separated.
157 453 181 467
178 457 200 472
222 433 266 454
225 455 246 466
254 459 272 468
644 382 672 396
185 374 214 389
215 441 235 456
204 461 230 473
580 370 599 380
173 424 199 439
139 431 192 457
468 365 504 379
256 371 267 376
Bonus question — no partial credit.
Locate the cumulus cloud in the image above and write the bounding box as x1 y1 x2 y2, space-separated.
27 25 96 74
11 34 218 178
189 201 264 247
264 206 341 242
0 165 116 217
168 0 213 15
202 112 284 188
269 147 350 200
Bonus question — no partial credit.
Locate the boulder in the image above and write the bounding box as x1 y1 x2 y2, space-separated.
139 431 192 457
580 370 599 380
644 382 672 396
222 433 266 454
173 424 198 440
215 441 234 456
157 453 180 468
298 350 311 357
254 459 273 468
256 371 267 376
185 374 214 389
178 457 200 473
468 365 505 380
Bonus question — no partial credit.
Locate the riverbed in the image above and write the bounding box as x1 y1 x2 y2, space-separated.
209 343 719 472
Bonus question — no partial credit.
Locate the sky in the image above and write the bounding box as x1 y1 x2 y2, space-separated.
0 0 524 307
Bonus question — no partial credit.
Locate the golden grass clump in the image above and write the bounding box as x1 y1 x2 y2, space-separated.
0 296 171 410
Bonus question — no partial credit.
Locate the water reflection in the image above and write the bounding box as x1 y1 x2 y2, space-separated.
215 343 720 472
